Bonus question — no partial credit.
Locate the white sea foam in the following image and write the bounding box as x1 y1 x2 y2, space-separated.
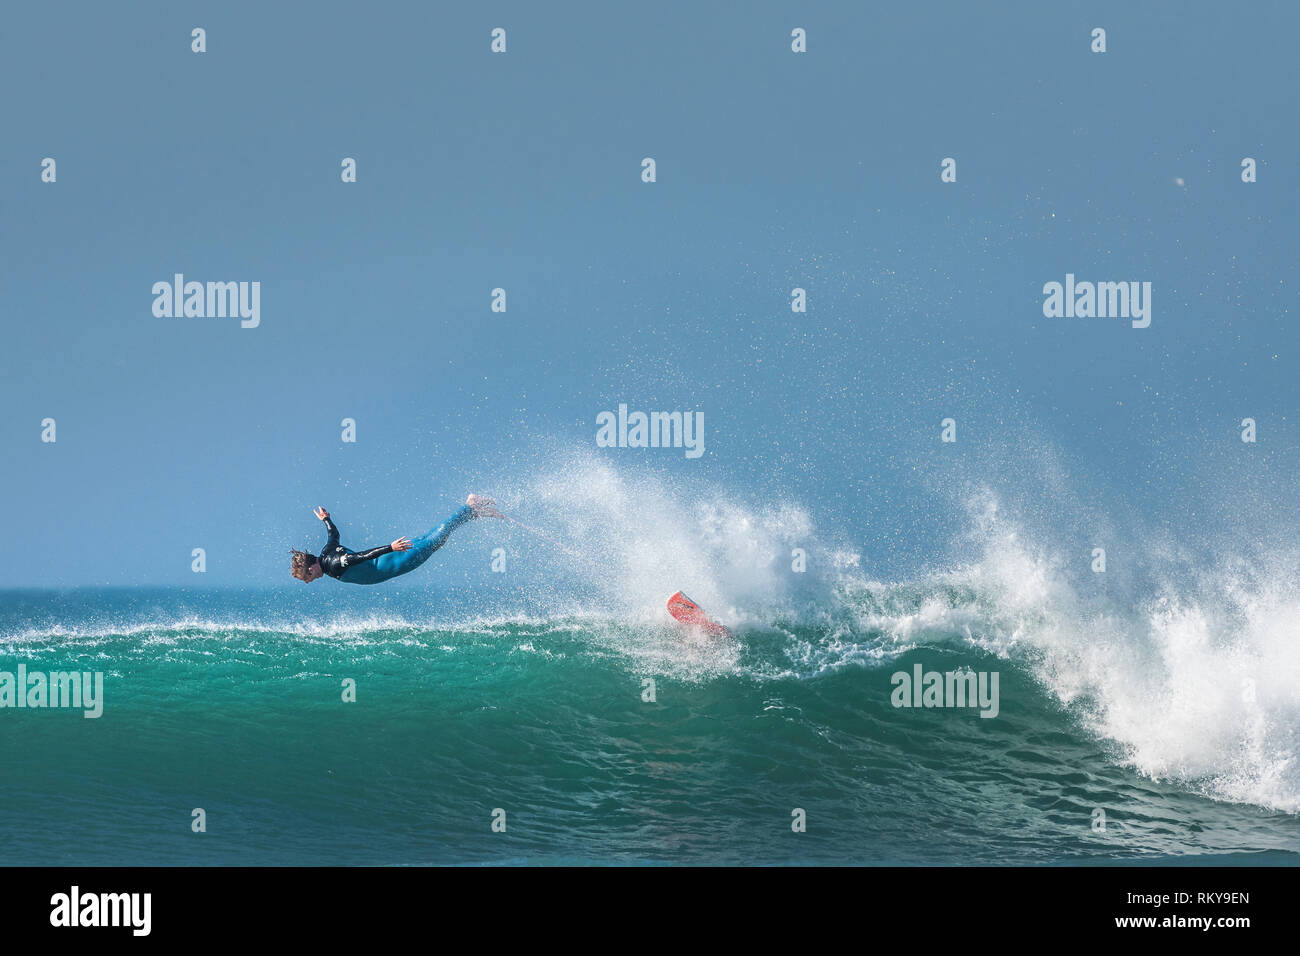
905 489 1300 814
503 457 1300 812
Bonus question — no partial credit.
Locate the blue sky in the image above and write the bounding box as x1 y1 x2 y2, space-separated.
1 1 1295 586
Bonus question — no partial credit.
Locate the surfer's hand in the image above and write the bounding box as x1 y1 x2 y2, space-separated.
390 536 412 552
314 507 330 522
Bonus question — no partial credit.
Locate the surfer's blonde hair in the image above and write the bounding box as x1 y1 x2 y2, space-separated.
289 550 317 582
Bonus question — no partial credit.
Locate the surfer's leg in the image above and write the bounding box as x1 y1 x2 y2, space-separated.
404 504 475 565
347 505 475 583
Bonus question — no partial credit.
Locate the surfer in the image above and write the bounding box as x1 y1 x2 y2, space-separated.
290 495 502 585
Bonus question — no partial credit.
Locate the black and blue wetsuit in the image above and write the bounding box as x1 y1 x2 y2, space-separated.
319 506 475 585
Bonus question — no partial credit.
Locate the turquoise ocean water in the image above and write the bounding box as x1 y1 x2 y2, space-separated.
2 569 1297 866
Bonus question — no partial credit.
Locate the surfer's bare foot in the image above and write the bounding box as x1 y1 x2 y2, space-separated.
467 494 503 519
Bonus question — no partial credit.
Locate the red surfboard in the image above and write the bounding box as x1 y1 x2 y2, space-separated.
666 591 732 638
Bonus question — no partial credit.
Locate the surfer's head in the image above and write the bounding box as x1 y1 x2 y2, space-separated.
290 550 324 582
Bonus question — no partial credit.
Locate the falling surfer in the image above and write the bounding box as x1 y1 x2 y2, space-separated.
290 495 502 585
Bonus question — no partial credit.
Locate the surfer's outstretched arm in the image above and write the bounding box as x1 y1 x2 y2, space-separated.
315 507 341 548
344 539 411 567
